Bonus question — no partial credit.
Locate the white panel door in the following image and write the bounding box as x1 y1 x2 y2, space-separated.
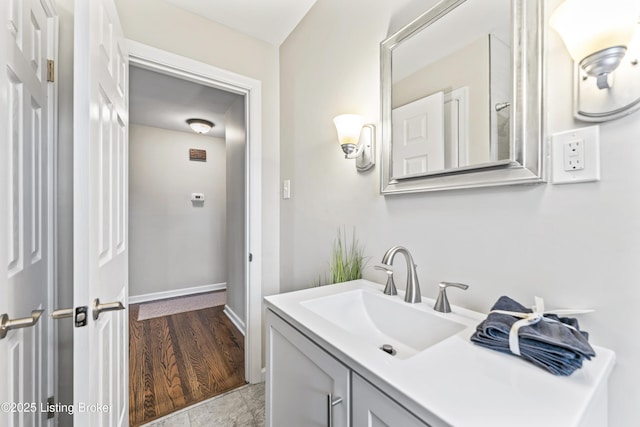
73 0 129 425
1 0 52 426
391 91 444 179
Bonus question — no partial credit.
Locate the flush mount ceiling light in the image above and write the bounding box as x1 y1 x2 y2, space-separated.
186 118 214 134
550 0 640 121
332 114 375 172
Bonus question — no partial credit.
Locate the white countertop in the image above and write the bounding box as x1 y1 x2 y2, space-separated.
264 279 616 427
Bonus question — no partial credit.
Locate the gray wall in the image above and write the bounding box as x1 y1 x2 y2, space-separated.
279 0 640 425
225 98 246 321
129 124 227 298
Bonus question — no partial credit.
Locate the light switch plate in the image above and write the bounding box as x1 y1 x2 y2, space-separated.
282 180 291 199
551 126 600 184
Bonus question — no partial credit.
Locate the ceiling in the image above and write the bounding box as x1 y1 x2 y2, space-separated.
130 0 318 137
163 0 318 46
129 0 316 138
129 66 242 139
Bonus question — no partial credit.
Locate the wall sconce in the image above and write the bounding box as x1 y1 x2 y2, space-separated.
550 0 640 121
186 118 214 134
332 114 375 172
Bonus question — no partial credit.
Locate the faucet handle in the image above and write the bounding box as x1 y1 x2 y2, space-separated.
434 282 469 313
374 265 397 296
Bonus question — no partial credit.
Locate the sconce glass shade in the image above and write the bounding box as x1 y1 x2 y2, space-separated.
550 0 639 69
186 118 214 134
333 114 364 153
332 114 375 171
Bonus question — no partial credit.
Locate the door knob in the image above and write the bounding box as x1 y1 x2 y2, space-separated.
0 309 44 339
92 299 125 320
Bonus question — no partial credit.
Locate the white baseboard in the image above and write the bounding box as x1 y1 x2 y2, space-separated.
128 282 226 304
223 305 246 336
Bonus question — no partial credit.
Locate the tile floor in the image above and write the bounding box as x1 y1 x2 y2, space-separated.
142 383 265 427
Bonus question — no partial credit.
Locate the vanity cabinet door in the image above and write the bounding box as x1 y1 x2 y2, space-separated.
267 310 350 427
352 374 431 427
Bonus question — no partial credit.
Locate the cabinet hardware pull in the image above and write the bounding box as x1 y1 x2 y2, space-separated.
327 393 343 427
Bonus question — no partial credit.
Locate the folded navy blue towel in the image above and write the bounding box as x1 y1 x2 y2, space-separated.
470 296 596 375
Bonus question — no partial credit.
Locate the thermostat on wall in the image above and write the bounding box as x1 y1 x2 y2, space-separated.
191 193 205 202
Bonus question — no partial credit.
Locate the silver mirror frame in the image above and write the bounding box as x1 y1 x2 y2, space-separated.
380 0 545 194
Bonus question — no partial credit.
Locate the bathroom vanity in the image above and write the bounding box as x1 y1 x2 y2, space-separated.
265 280 616 427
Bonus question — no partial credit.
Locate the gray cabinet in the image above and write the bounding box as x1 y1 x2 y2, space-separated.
266 311 350 427
267 309 432 427
352 374 431 427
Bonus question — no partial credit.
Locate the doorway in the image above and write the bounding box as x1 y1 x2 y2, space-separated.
126 40 263 421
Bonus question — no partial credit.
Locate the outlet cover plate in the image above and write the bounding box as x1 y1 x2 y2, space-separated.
551 126 600 184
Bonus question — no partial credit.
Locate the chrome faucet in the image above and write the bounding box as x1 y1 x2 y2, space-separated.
380 246 421 303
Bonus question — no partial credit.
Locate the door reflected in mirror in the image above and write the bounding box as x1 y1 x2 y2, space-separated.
390 0 511 179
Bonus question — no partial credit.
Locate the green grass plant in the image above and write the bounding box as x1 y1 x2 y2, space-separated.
328 227 367 284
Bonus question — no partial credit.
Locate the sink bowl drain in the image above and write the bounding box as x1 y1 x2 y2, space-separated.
380 344 396 356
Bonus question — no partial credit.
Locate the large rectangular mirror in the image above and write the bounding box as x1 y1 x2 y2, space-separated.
380 0 545 194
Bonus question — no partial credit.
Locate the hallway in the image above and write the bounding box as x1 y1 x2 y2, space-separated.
129 303 246 426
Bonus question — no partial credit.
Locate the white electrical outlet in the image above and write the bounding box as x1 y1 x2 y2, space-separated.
563 140 585 171
551 126 600 184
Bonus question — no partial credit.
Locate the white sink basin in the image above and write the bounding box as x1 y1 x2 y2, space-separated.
301 288 467 359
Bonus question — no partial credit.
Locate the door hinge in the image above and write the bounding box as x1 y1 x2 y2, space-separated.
47 396 55 419
47 60 55 82
249 253 253 262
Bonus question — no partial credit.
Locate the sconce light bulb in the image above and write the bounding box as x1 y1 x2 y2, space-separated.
333 114 364 148
340 137 358 145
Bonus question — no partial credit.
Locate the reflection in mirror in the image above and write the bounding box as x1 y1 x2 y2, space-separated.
380 0 544 194
391 0 510 178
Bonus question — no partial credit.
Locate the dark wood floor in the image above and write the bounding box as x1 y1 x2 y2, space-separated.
129 304 246 426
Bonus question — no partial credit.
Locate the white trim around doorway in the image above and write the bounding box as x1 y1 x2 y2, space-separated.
126 40 263 384
128 282 227 305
